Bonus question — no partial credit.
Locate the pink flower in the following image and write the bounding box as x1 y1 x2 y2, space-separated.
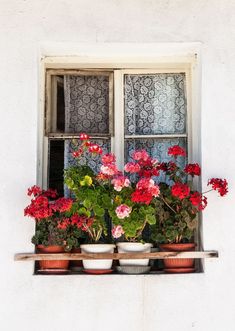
115 204 132 219
132 149 150 162
102 153 116 165
112 225 125 239
149 185 160 197
101 164 119 176
111 176 130 191
136 178 154 190
136 178 160 197
124 162 141 173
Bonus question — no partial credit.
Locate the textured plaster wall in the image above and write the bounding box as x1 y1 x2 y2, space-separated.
0 1 235 331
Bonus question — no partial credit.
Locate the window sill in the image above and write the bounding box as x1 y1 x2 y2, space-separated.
15 251 217 276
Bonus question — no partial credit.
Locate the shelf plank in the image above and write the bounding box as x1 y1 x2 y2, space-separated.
14 251 218 261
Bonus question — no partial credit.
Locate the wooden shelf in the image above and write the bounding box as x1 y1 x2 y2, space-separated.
14 250 218 261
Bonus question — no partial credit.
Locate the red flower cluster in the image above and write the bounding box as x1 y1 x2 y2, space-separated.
125 150 159 178
89 144 103 155
131 178 160 205
168 145 186 157
80 133 90 140
159 161 177 173
52 197 73 213
72 133 103 158
190 192 208 210
24 186 73 221
171 182 190 199
208 178 228 197
71 214 94 231
184 163 201 176
57 217 70 230
72 148 83 158
24 195 53 219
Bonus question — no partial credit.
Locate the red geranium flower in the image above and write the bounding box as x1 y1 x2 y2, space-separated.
208 178 228 197
73 148 83 158
79 133 90 140
171 182 190 199
27 185 42 197
190 192 207 210
131 190 153 205
168 145 186 157
89 144 103 155
184 163 201 176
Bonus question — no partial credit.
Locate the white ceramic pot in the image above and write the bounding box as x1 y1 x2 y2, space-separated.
117 242 153 266
80 244 115 270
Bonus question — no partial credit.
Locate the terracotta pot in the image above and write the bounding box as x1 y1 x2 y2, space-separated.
159 243 196 269
37 245 69 270
117 242 153 266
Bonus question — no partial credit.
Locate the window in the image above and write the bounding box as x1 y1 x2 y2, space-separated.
43 65 193 196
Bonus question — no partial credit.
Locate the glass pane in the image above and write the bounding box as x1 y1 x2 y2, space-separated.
64 75 110 134
124 73 186 135
48 140 65 196
64 139 111 174
125 138 187 183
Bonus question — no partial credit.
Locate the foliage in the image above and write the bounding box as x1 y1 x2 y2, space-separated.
24 186 84 250
150 147 228 244
64 137 110 243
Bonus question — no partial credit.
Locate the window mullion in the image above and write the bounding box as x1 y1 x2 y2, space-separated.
113 70 124 170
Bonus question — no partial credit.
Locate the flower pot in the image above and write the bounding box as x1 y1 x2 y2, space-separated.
159 243 196 269
80 244 115 270
117 242 153 266
36 245 69 270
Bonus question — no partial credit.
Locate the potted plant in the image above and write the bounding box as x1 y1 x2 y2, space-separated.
98 149 159 267
64 134 115 272
24 186 77 271
150 145 228 272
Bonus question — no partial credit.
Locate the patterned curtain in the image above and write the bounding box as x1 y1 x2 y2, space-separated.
124 73 187 166
64 75 111 171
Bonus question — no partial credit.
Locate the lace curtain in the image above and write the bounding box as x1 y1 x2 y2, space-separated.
64 75 111 174
124 73 187 171
63 73 187 190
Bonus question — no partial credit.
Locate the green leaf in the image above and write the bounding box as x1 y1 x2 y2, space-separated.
93 206 105 217
83 199 92 209
146 214 156 225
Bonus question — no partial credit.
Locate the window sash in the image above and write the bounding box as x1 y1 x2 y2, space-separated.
45 69 114 137
43 66 192 186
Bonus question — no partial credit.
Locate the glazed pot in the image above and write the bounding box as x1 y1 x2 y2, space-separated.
117 242 153 266
80 244 115 270
159 243 196 269
36 245 69 270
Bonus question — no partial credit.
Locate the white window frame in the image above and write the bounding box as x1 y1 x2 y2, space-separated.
38 47 200 191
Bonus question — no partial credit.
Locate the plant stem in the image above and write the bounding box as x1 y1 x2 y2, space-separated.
160 195 177 214
202 189 213 195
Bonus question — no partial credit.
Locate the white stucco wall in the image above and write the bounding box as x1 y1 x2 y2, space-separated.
1 1 235 330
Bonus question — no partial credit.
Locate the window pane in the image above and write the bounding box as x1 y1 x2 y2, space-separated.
64 139 111 174
64 75 110 134
48 140 65 196
124 73 187 135
125 137 187 169
125 138 187 183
